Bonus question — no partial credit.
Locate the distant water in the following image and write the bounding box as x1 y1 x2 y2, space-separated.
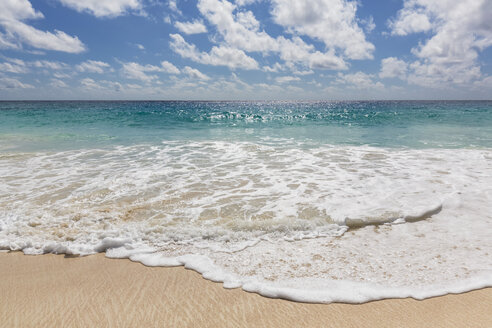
1 101 491 303
1 101 491 150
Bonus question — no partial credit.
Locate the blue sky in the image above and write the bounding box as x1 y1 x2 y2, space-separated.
1 0 491 100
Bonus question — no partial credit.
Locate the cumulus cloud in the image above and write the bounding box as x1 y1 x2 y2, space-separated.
235 0 258 5
170 33 259 70
0 57 76 75
0 0 43 23
379 57 408 79
53 72 72 79
191 0 348 70
473 76 492 90
0 0 85 53
197 0 273 53
168 0 181 14
175 20 208 34
293 69 314 76
275 76 300 83
121 61 180 83
335 71 384 89
388 4 432 36
76 60 111 73
50 79 68 88
122 63 160 82
0 32 18 49
80 78 99 89
182 66 210 80
271 0 374 60
361 16 376 33
0 59 28 73
263 63 284 73
56 0 142 18
0 77 33 89
389 0 492 87
52 71 71 79
5 24 86 53
32 60 69 70
80 78 124 92
161 61 181 74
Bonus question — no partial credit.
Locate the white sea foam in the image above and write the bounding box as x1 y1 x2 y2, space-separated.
0 141 491 303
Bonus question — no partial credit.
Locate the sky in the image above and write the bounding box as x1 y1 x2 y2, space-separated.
0 0 492 100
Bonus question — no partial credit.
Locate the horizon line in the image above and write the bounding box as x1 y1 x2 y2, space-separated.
1 99 492 102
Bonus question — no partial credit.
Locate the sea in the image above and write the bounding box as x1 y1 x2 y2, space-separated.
0 101 491 303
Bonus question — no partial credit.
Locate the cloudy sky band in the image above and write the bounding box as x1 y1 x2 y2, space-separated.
0 0 491 99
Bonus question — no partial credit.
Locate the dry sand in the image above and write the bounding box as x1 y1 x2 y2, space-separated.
0 252 490 328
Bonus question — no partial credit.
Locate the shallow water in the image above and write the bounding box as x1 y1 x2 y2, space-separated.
0 101 491 303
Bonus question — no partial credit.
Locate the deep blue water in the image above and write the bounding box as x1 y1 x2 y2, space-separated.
0 101 491 151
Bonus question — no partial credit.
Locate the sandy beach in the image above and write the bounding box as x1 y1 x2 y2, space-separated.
0 252 490 328
2 0 492 325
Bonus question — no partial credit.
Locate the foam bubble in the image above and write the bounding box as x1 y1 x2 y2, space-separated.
0 141 491 302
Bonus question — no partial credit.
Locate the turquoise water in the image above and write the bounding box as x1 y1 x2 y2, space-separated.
0 101 491 151
1 101 491 303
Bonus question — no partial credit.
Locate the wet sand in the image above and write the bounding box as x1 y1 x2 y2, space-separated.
0 252 490 328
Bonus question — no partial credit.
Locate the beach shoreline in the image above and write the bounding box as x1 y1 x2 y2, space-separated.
1 252 490 328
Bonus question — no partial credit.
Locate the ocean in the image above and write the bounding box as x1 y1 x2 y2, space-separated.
0 101 491 303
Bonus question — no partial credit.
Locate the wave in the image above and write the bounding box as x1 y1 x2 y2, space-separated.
0 141 491 303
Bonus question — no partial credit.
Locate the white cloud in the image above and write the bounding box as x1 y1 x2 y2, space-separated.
230 72 251 89
0 57 77 75
136 43 145 50
50 79 68 88
80 78 124 92
389 0 492 87
53 72 72 79
56 0 142 18
122 62 160 82
305 49 347 70
81 78 99 89
263 63 284 73
175 20 208 34
182 66 210 80
0 77 33 89
161 61 181 74
5 58 27 66
0 31 19 49
388 3 432 36
361 16 376 33
235 0 258 5
170 33 259 70
252 83 285 96
76 60 111 73
0 0 85 53
121 61 181 82
106 81 124 92
271 0 374 60
473 76 492 89
31 60 69 70
168 0 181 14
195 0 348 70
293 69 314 76
5 23 86 53
407 60 481 87
379 57 408 79
275 76 300 83
0 0 43 22
335 71 384 89
197 0 272 53
0 59 28 73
